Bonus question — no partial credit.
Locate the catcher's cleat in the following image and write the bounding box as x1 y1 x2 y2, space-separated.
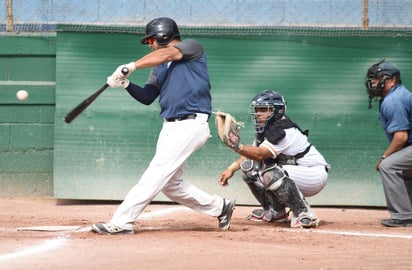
92 223 134 235
218 198 236 230
246 208 288 223
290 214 320 229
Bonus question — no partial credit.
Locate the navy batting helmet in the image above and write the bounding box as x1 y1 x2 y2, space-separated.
140 17 180 45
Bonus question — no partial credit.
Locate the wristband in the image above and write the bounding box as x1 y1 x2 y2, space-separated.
380 155 386 160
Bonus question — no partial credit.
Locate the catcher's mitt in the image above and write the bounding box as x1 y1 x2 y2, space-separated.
214 111 245 151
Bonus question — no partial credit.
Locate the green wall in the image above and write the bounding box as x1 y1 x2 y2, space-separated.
2 31 412 206
53 31 412 206
0 35 56 196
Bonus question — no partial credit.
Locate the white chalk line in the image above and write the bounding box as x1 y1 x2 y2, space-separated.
281 228 412 239
0 206 188 262
0 237 67 262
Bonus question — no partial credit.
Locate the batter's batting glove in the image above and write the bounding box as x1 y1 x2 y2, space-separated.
114 62 136 79
107 75 130 88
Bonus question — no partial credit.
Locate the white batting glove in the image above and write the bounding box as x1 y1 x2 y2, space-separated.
107 74 130 88
113 62 136 78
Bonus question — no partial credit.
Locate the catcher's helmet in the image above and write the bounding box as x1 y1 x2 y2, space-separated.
365 59 401 100
250 90 286 133
140 17 180 45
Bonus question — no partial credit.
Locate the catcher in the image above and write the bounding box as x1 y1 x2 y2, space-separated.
215 90 330 228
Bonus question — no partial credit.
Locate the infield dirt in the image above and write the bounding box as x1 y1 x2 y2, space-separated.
0 197 411 270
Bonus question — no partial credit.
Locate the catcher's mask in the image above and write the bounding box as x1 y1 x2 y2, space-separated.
140 17 180 45
365 59 401 108
250 90 286 133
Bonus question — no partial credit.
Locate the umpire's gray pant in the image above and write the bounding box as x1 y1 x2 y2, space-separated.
379 145 412 220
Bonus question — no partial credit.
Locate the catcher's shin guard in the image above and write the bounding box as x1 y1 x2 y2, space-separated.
241 159 286 214
241 159 268 209
262 165 310 217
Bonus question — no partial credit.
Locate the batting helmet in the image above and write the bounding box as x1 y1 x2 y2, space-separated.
140 17 180 45
250 90 287 133
365 59 401 100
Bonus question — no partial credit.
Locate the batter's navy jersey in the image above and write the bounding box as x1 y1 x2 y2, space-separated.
145 39 212 118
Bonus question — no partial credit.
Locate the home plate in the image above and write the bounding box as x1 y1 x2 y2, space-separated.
17 226 92 232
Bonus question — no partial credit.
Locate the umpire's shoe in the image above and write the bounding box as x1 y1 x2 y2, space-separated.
218 198 236 230
92 222 134 235
381 219 412 227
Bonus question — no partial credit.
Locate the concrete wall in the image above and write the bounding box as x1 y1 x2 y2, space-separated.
0 34 56 196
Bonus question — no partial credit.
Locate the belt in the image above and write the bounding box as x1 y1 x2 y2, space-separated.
165 113 197 122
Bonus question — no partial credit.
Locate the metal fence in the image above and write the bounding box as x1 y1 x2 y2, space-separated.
2 0 412 35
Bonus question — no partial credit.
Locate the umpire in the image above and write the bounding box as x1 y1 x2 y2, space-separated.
365 60 412 227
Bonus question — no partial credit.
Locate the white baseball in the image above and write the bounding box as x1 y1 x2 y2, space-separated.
16 90 29 101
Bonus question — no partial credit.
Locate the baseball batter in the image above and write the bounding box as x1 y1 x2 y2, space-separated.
92 17 235 235
218 90 330 228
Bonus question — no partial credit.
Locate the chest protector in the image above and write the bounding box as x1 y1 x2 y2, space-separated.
256 117 310 166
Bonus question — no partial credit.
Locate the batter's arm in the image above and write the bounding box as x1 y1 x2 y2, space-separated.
125 83 160 105
131 45 183 70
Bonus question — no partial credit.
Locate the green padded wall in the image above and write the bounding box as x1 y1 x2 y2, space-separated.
0 35 56 196
54 31 412 206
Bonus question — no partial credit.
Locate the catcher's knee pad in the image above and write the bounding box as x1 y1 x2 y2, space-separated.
262 164 288 191
240 158 261 183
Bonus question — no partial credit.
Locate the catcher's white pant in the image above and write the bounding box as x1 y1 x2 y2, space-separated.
110 113 224 228
282 164 328 197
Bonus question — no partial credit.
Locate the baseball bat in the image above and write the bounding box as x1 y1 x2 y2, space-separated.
64 67 129 124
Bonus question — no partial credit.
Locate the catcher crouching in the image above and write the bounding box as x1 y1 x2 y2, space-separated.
216 90 331 228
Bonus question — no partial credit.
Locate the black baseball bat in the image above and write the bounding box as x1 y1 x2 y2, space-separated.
64 67 129 124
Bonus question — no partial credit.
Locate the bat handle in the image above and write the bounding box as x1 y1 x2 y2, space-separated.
121 67 129 76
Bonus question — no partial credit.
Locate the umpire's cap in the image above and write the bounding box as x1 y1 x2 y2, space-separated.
366 59 401 82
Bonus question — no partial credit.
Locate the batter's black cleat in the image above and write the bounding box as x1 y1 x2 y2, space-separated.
218 198 235 230
92 223 134 235
381 219 412 227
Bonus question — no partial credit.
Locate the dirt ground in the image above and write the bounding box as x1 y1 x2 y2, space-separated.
0 197 411 270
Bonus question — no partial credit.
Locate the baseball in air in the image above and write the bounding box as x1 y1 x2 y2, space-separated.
16 90 29 101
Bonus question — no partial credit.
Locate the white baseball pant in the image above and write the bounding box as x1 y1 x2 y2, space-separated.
110 113 224 228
